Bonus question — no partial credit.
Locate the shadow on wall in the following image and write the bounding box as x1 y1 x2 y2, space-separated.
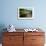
0 24 7 43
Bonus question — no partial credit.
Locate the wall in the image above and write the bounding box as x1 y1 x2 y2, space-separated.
0 0 46 29
0 0 46 30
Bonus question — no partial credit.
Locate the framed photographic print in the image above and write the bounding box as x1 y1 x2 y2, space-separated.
18 7 34 19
